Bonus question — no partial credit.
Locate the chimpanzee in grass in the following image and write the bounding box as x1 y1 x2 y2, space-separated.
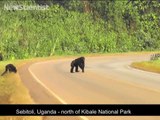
70 57 85 73
1 64 17 76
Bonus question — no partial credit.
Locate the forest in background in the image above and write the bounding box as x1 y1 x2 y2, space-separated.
0 0 159 60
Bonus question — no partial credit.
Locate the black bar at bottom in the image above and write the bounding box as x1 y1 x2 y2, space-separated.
0 104 159 116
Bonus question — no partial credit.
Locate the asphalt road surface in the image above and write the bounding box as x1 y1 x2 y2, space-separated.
20 53 160 120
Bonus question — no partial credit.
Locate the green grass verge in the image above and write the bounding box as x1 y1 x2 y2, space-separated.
131 60 160 74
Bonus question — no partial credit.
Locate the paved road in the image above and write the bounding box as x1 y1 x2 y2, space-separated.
20 53 160 120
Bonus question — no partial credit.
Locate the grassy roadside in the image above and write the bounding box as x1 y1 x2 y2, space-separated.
131 60 160 74
0 60 42 120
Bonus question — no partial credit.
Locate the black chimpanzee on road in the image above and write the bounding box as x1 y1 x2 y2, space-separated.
70 57 85 73
1 64 17 76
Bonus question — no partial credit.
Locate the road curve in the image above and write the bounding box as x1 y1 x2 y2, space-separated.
20 53 160 120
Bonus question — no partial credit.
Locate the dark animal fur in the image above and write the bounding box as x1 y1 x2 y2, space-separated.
70 57 85 73
1 64 17 76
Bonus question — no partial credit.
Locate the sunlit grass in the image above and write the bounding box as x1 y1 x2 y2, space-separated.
0 60 42 120
131 60 160 74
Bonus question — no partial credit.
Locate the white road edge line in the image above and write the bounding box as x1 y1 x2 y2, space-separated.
28 65 89 120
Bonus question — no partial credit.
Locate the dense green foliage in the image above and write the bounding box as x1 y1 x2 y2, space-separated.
0 0 160 60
